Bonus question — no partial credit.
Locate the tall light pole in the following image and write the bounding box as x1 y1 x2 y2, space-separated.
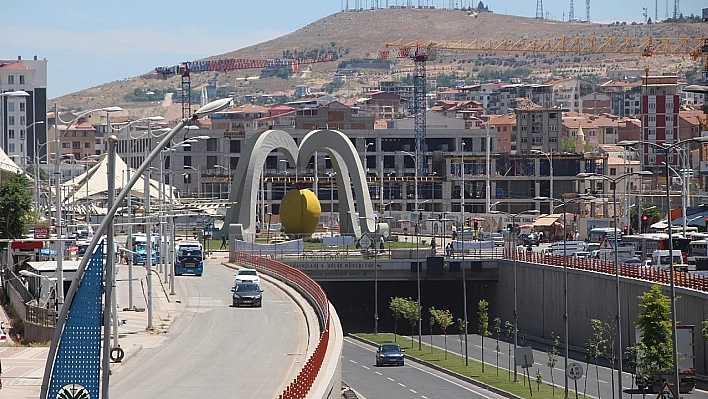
531 149 553 213
490 209 539 382
359 216 380 335
578 169 653 397
53 104 122 312
485 120 491 213
535 195 594 399
461 142 468 364
327 172 336 237
402 150 422 350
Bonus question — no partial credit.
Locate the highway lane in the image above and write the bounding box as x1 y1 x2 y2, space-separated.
343 337 512 399
110 259 309 398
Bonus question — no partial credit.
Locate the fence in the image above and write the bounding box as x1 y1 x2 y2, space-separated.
503 250 708 292
234 251 331 399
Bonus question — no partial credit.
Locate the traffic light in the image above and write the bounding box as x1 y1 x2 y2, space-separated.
642 214 648 222
473 219 479 230
623 225 628 234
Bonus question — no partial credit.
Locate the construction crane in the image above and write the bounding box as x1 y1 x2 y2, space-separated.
381 36 708 177
155 55 335 118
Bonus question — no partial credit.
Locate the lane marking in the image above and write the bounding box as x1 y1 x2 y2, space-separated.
399 382 406 387
363 366 370 370
410 389 418 393
387 377 395 382
349 359 358 364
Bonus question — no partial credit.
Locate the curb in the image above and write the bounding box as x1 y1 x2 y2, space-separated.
347 333 524 399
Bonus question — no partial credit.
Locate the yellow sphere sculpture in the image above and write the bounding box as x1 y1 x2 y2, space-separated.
280 188 322 235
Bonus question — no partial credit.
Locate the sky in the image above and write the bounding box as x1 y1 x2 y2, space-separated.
3 0 706 99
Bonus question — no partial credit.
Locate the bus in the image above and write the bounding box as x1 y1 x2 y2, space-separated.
687 239 708 272
621 233 691 262
588 227 622 243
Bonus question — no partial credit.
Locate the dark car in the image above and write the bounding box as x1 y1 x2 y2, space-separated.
520 233 540 247
231 283 263 307
375 343 405 366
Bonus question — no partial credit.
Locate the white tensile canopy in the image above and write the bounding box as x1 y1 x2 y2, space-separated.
61 153 178 205
0 146 24 175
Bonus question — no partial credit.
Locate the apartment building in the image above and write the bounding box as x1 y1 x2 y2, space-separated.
599 80 643 117
641 75 680 172
0 56 47 169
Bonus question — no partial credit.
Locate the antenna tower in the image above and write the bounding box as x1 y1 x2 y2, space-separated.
673 0 678 19
569 0 575 21
536 0 544 19
585 0 590 22
665 0 669 19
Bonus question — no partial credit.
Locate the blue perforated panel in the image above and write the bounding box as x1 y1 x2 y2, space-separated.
48 243 105 398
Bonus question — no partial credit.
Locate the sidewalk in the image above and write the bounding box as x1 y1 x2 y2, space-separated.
0 261 179 399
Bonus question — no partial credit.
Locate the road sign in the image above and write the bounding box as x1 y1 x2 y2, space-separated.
600 236 614 250
34 226 49 239
359 233 372 249
566 362 584 380
656 382 676 399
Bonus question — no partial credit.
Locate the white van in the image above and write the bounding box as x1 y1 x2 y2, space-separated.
551 241 585 256
651 250 688 272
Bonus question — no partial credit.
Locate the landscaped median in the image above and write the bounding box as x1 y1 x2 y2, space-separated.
352 333 575 399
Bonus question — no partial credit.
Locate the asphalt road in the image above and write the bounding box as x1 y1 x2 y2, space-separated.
343 336 513 399
110 258 309 398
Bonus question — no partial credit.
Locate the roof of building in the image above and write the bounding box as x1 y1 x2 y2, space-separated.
0 62 29 70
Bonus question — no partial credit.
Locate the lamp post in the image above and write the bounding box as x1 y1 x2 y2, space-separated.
359 216 380 335
401 150 422 349
664 162 689 236
490 208 539 382
530 149 554 214
53 104 122 313
19 270 58 309
535 195 594 399
23 120 45 172
618 135 708 394
578 169 653 397
327 172 336 237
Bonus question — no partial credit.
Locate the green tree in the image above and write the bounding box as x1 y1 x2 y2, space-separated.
561 137 576 153
585 319 607 398
0 173 34 250
389 297 407 342
702 320 708 342
536 369 543 391
478 299 491 372
429 309 436 353
547 332 560 396
634 284 674 388
494 317 502 376
431 308 453 359
457 317 468 364
400 297 421 347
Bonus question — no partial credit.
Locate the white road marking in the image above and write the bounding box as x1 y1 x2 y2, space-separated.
387 377 395 382
410 389 418 394
349 359 358 364
375 371 382 375
362 366 370 370
399 382 406 387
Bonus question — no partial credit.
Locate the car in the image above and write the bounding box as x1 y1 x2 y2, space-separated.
375 343 405 366
573 251 591 259
519 233 540 247
490 233 505 247
234 268 260 286
623 257 643 266
231 283 263 307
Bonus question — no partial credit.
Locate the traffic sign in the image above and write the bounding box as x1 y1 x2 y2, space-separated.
359 233 372 249
566 362 584 380
600 236 614 250
656 382 676 399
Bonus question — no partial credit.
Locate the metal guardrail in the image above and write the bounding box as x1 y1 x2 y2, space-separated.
502 250 708 292
234 251 330 399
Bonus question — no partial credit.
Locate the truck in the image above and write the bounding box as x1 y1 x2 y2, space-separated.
636 325 695 393
174 240 204 276
127 233 157 266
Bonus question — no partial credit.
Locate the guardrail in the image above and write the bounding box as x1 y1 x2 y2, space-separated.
234 251 331 399
504 250 708 292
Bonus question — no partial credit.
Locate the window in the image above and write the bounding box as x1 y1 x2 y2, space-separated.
7 103 14 112
7 75 14 84
83 132 88 137
8 143 14 152
207 156 218 168
648 116 656 122
610 168 617 176
521 137 528 143
183 155 192 167
72 142 81 149
62 142 70 149
8 116 14 125
549 136 557 143
206 138 218 152
19 130 24 139
19 102 24 112
549 125 557 131
648 128 656 136
531 136 543 145
648 102 656 109
19 75 25 84
19 116 25 126
8 130 14 139
85 142 91 148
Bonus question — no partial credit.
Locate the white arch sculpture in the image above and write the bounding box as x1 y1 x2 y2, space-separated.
223 129 386 243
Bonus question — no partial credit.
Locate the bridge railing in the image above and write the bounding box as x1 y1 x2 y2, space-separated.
503 250 708 292
234 251 331 399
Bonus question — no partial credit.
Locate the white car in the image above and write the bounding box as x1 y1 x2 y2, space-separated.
490 233 505 247
234 268 260 287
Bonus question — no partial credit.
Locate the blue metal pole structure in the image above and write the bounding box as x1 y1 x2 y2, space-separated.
39 98 232 399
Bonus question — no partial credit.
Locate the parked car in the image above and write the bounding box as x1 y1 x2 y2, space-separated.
573 251 591 259
234 268 260 287
375 343 405 366
231 283 263 307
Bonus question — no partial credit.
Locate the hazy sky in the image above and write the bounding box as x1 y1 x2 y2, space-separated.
3 0 705 98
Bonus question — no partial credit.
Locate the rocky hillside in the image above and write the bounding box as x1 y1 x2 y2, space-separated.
54 8 708 119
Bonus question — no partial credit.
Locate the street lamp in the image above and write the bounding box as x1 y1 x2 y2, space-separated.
617 136 708 394
401 150 422 350
53 104 122 313
577 169 653 396
535 195 594 399
530 149 553 213
327 172 336 237
490 208 539 382
19 269 58 309
359 215 381 335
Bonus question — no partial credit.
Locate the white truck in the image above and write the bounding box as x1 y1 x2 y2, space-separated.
636 325 695 393
651 250 688 272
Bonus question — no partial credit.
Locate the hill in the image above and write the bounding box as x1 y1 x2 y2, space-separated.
54 8 708 118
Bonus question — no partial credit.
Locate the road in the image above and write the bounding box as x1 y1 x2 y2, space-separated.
110 258 309 398
343 336 513 399
345 333 708 399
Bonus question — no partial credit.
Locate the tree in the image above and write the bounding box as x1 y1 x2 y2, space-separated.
457 317 468 364
429 309 436 353
478 299 491 372
536 369 543 391
702 320 708 343
389 297 407 342
547 332 560 396
400 297 421 347
561 137 576 153
634 284 674 389
585 319 607 398
504 320 514 380
494 317 502 376
0 173 34 250
431 308 453 359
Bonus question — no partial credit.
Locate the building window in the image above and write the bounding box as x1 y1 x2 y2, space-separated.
73 142 81 149
521 137 528 143
83 132 88 137
610 168 617 176
19 116 25 126
8 143 15 152
19 75 25 84
8 130 14 139
206 138 218 151
20 130 24 139
7 75 14 84
184 155 192 167
549 136 557 143
648 128 656 136
62 142 70 149
19 102 24 112
85 142 91 148
8 116 14 125
7 103 14 112
648 116 656 122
